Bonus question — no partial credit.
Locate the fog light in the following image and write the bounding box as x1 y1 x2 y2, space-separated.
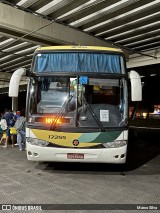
28 151 32 155
121 154 125 158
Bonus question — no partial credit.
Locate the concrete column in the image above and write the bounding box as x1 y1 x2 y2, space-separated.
12 97 18 113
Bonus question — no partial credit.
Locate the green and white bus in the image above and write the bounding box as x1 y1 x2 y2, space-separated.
9 46 142 163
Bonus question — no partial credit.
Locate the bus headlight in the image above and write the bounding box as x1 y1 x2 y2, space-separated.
27 138 49 147
103 140 127 148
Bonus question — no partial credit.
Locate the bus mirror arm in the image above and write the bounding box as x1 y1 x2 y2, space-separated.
128 70 142 101
9 68 26 97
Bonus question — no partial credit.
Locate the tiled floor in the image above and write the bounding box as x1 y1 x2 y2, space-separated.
0 129 160 212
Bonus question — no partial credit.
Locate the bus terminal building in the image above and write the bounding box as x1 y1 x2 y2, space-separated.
0 1 160 211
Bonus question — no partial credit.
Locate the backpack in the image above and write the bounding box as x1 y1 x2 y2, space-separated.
2 112 15 127
0 119 8 130
9 118 15 127
15 116 26 131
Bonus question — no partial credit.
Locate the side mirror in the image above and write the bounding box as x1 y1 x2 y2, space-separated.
128 70 142 101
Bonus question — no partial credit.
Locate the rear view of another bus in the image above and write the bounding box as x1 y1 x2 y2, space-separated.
9 46 142 163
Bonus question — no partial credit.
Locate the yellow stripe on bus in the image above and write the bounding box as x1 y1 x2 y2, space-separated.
36 45 122 53
31 129 100 148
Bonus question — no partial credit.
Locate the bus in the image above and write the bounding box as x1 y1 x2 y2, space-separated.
9 46 142 163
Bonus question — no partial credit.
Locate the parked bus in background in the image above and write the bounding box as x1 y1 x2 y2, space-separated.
9 46 142 163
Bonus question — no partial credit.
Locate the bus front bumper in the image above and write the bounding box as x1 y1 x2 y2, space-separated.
26 143 127 164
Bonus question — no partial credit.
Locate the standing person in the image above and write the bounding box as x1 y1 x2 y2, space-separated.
0 113 6 145
0 113 7 145
2 109 16 148
15 111 21 120
15 114 26 151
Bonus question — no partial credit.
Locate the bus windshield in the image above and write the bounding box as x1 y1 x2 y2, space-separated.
29 75 128 128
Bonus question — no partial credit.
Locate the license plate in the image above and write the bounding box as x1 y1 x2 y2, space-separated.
67 153 84 159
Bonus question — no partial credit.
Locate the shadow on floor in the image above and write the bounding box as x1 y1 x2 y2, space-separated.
125 128 160 170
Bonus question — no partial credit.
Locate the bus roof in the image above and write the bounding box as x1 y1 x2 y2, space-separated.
36 45 123 53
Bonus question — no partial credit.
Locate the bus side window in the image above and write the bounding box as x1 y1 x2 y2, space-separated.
30 87 37 114
30 80 37 114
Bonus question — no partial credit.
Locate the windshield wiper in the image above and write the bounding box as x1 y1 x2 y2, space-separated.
50 95 73 131
83 98 105 132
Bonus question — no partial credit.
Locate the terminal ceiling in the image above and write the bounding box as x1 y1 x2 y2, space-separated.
0 0 160 77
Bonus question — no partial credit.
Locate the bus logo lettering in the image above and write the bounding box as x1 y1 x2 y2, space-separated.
49 135 66 140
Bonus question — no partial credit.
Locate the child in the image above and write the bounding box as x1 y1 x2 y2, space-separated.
0 132 6 145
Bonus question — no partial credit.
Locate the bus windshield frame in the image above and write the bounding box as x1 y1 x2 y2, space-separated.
27 74 128 130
